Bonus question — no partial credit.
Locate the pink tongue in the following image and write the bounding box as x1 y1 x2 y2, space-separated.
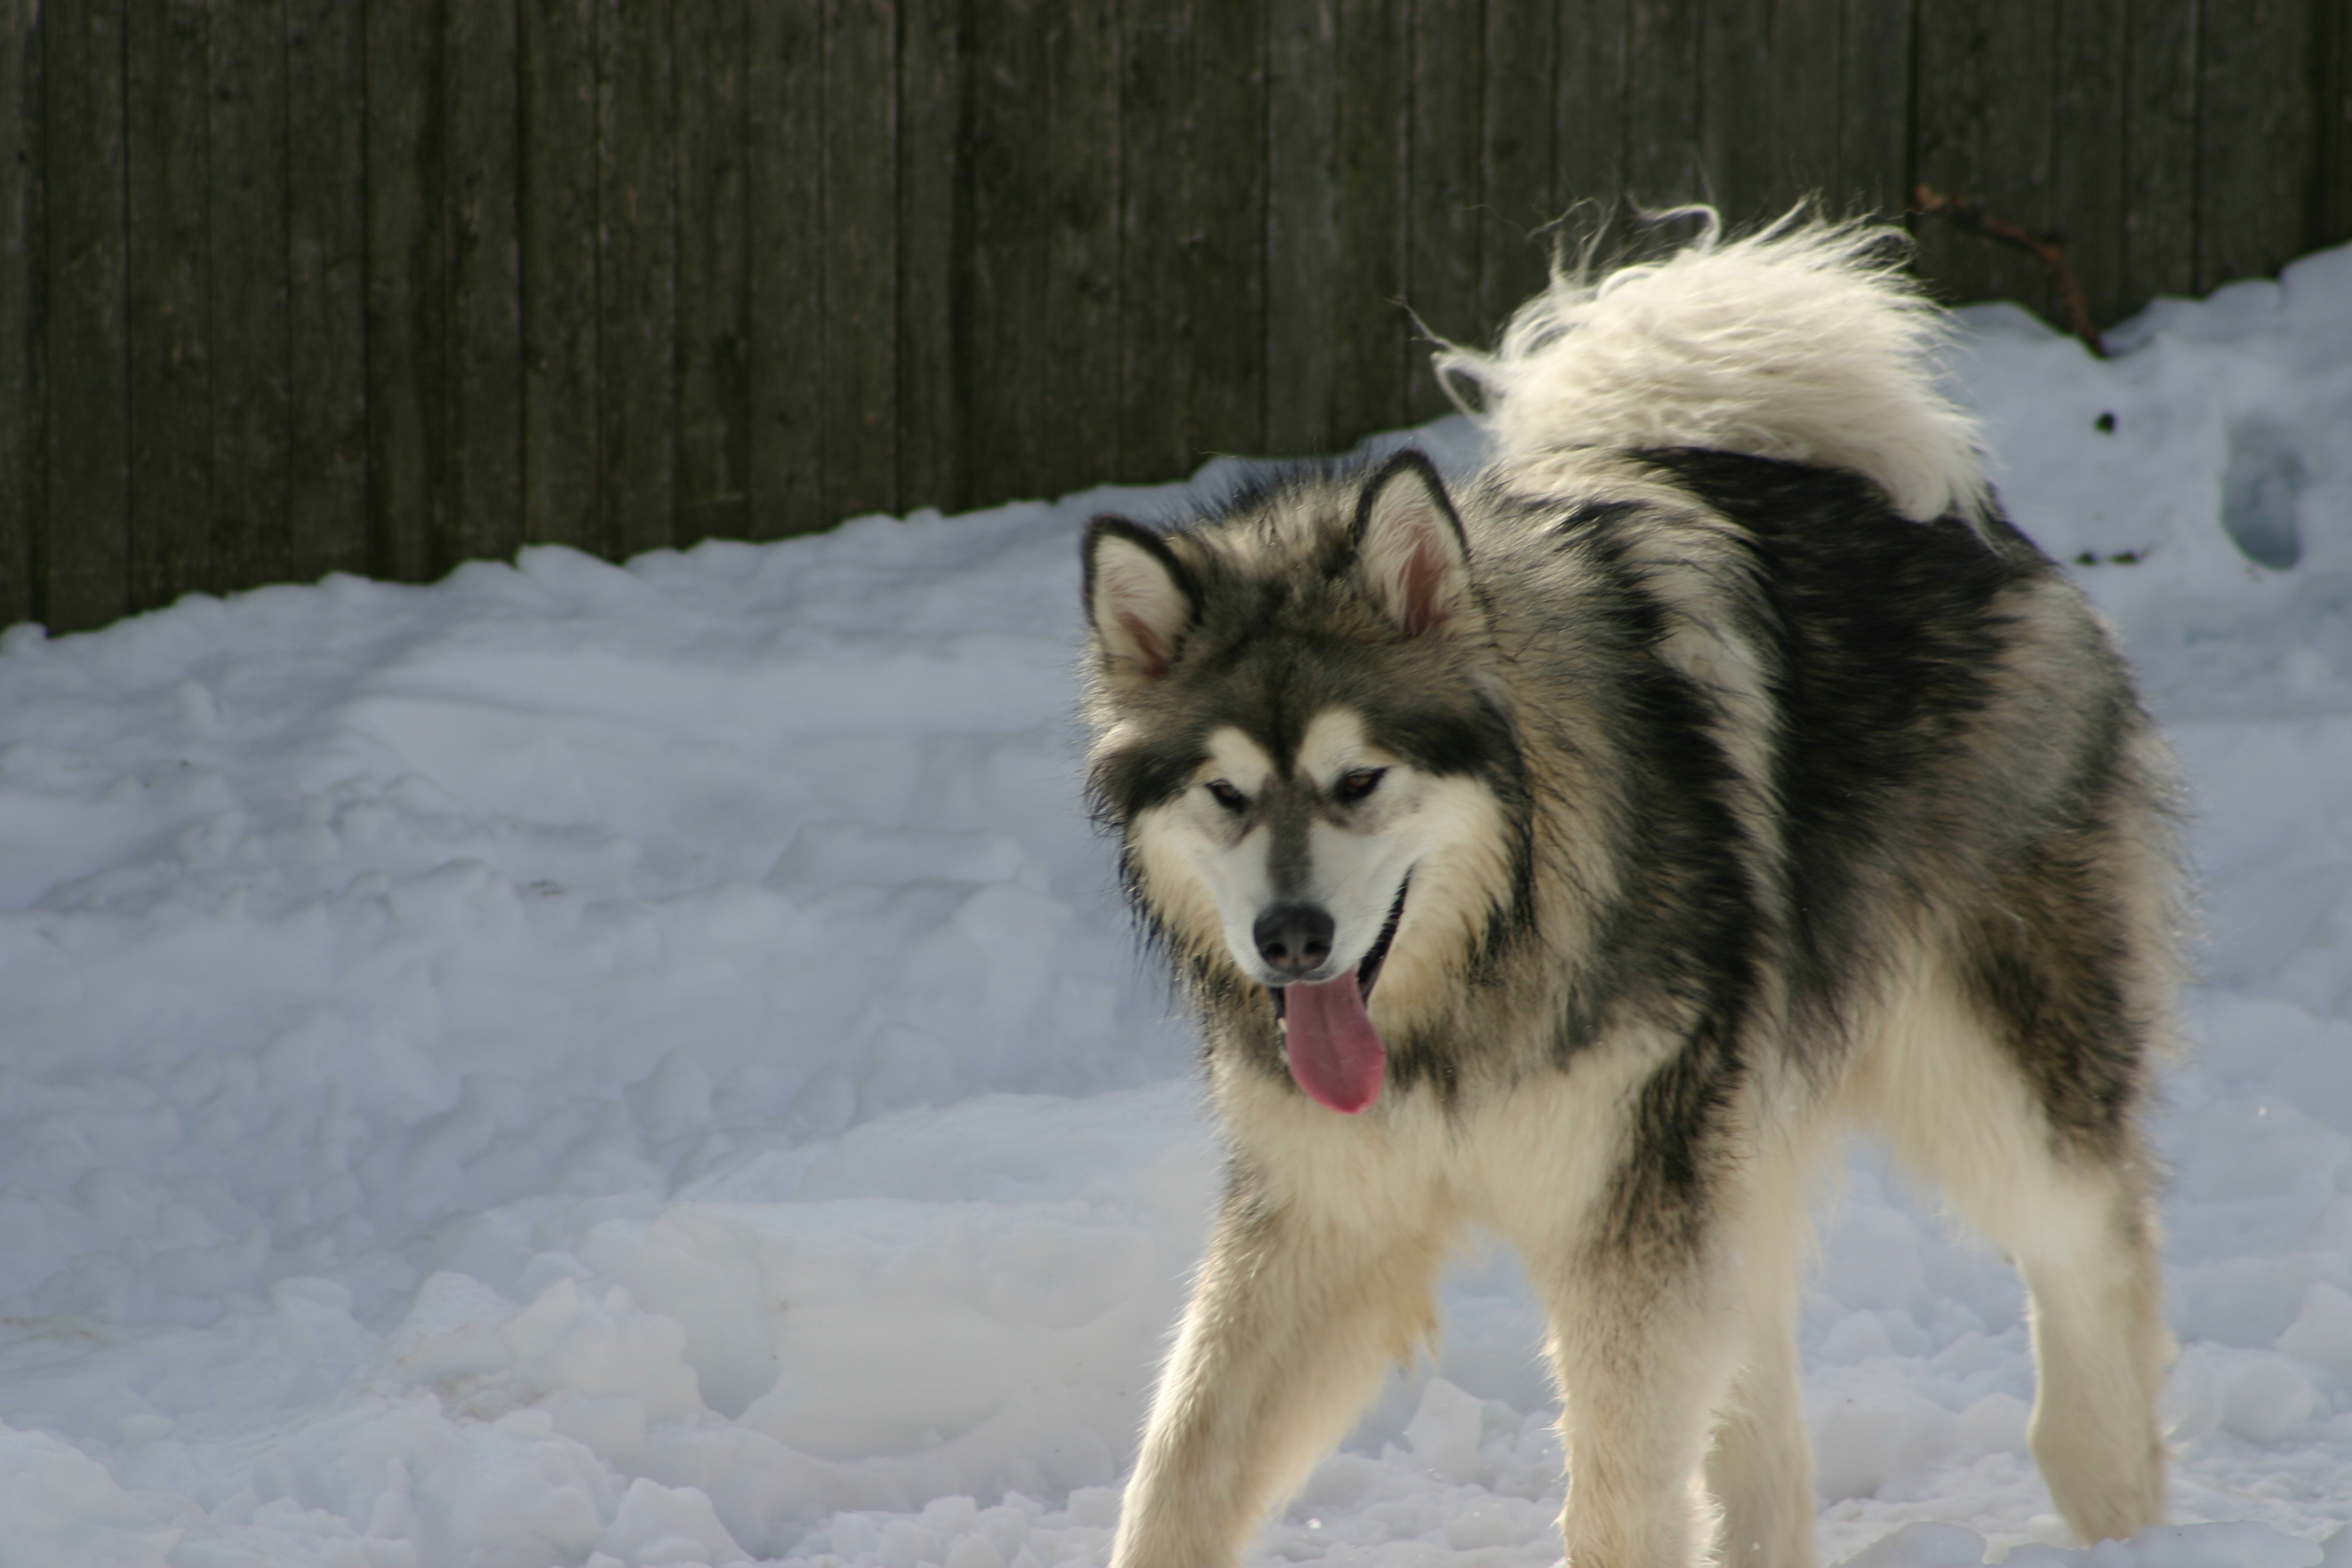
1282 970 1387 1114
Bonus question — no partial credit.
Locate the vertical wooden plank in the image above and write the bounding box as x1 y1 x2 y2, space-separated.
0 0 44 627
1406 0 1481 424
1186 1 1267 461
1557 0 1630 214
1697 0 1775 221
1329 0 1409 443
126 0 211 613
823 0 898 523
966 0 1120 505
1622 0 1700 204
519 0 599 550
365 0 445 583
2311 0 2352 256
2119 0 2197 307
1050 0 1121 498
897 0 963 511
46 0 132 632
1972 0 2057 312
286 0 368 583
1265 0 1341 458
1907 0 1984 302
1763 0 1844 217
598 0 677 557
961 0 1027 505
675 0 749 545
2197 0 2314 290
209 0 292 596
1911 0 2056 312
445 0 522 571
1117 0 1196 482
1838 0 1910 219
1481 0 1557 336
745 0 822 537
1119 0 1268 479
2052 0 2129 326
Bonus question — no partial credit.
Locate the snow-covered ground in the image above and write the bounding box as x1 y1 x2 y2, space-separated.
5 245 2352 1568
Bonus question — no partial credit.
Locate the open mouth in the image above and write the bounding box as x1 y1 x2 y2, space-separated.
1270 876 1408 1020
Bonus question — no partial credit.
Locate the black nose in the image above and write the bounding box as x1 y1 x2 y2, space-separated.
1253 903 1334 978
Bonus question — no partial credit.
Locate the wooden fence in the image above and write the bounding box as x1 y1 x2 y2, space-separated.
4 0 2349 634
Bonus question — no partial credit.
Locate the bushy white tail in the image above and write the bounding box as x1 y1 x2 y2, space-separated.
1436 211 1989 524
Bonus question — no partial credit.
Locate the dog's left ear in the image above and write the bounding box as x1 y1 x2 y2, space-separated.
1352 450 1479 639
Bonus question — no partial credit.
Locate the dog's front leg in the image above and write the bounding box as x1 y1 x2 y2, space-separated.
1110 1173 1448 1568
1526 1227 1746 1568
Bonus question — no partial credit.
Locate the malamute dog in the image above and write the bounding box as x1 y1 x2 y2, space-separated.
1080 216 2177 1568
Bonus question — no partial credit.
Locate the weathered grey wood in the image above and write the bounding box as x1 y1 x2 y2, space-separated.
209 0 291 598
445 0 523 573
1912 0 2056 315
2120 0 2197 306
1762 0 1842 218
1406 0 1481 424
1116 0 1266 479
1909 0 1981 302
966 0 1121 506
1047 0 1122 500
519 0 599 552
597 0 677 557
364 0 443 585
1118 0 1196 482
2053 0 2129 329
961 0 1031 508
1697 0 1775 221
1974 0 2056 311
1264 0 1341 459
45 0 134 633
1557 0 1630 215
1838 0 1909 218
286 0 368 585
898 0 964 513
1480 0 1557 340
2312 0 2352 259
1329 0 1409 443
745 0 823 538
20 0 2352 631
823 0 900 524
1183 0 1266 464
126 0 211 612
0 0 43 627
2199 0 2315 292
1623 0 1700 204
675 0 750 544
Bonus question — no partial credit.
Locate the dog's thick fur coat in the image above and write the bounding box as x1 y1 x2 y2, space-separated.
1080 217 2179 1568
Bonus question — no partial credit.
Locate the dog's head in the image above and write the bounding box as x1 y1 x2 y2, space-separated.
1080 452 1530 1112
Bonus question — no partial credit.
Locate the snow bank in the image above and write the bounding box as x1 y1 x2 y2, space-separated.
0 248 2349 1565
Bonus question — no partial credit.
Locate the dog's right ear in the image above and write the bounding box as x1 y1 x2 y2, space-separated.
1353 450 1479 639
1083 517 1198 689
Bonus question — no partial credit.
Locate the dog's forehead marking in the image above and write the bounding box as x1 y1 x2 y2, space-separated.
1203 710 1393 792
1298 707 1388 785
1202 727 1276 793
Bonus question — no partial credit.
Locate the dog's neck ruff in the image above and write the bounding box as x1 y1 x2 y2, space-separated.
1279 969 1385 1114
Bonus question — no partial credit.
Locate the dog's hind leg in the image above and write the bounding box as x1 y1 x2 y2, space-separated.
2006 1161 2168 1544
1109 1176 1450 1568
1704 1142 1819 1568
1850 963 2170 1546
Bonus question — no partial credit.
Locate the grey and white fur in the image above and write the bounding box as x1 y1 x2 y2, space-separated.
1080 214 2180 1568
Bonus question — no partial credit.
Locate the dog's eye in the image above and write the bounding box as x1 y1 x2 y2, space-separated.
1334 767 1387 804
1205 779 1247 811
